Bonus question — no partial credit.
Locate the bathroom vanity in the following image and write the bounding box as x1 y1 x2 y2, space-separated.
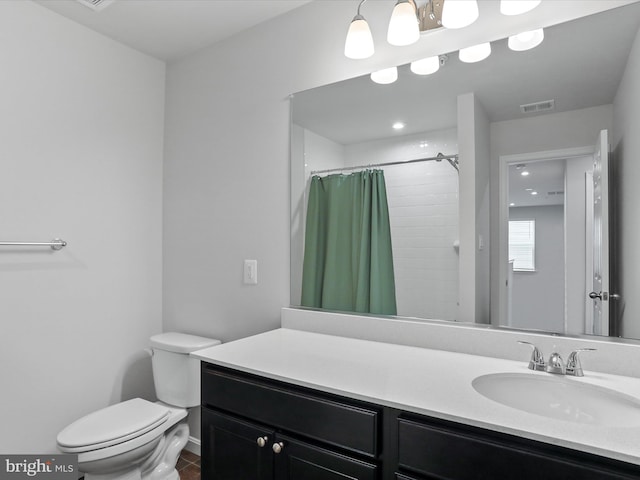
193 328 640 479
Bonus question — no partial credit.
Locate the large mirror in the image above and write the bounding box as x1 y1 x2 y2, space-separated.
290 2 640 339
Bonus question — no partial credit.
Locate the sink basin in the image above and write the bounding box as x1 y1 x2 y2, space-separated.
472 373 640 427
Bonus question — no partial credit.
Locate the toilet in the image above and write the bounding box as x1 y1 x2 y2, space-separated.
57 332 220 480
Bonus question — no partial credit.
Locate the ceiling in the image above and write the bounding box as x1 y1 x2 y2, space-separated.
508 160 566 208
34 0 312 61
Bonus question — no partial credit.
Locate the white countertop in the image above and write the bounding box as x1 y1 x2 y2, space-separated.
192 328 640 465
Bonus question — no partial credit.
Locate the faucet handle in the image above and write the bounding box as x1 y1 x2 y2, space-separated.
518 341 545 371
566 348 596 377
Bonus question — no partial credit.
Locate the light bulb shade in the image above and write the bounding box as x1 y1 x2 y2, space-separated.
508 28 544 51
344 15 375 59
442 0 479 29
500 0 541 16
459 42 491 63
410 56 440 75
371 67 398 84
387 1 420 46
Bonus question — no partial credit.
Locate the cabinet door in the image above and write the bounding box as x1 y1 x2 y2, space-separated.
273 433 377 480
202 408 274 480
398 417 640 480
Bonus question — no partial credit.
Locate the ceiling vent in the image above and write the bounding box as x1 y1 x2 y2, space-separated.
75 0 115 11
520 99 555 114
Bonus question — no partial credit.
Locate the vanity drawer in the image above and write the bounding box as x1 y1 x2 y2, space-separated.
201 364 380 457
397 417 640 480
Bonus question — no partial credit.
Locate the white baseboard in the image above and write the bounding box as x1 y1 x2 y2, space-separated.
185 436 201 456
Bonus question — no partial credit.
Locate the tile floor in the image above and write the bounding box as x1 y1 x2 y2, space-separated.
177 449 201 480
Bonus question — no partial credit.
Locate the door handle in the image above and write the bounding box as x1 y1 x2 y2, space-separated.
589 291 609 301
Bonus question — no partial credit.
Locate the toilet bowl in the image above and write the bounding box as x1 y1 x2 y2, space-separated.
57 333 220 480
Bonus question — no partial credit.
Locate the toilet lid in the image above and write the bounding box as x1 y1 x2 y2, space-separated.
57 398 169 452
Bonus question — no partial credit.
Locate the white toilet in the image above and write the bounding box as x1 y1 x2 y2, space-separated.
57 332 220 480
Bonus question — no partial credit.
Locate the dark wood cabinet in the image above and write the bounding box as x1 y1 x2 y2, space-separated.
201 362 640 480
201 364 379 480
396 415 640 480
202 409 273 480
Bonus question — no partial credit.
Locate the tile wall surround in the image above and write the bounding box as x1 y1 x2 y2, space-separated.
281 307 640 379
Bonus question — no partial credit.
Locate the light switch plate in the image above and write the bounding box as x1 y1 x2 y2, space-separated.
243 259 258 284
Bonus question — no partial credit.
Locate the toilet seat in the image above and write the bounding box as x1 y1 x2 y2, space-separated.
57 399 170 453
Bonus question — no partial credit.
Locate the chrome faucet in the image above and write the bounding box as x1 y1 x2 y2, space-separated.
518 342 596 376
518 341 546 371
546 352 565 374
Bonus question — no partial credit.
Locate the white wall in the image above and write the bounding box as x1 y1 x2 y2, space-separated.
304 129 345 176
509 206 564 332
458 94 491 324
612 21 640 338
0 1 165 453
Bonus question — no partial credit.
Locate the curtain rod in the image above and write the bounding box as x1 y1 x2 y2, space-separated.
310 153 459 176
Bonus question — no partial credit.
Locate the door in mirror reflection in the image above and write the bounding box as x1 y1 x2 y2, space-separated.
503 130 610 335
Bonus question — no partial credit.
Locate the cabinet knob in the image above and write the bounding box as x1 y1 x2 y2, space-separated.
256 436 268 448
272 442 284 454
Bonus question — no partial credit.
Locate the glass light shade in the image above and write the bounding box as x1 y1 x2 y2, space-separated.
442 0 479 29
458 42 491 63
410 56 440 75
370 67 398 84
500 0 541 16
508 28 544 51
344 16 375 59
387 1 420 46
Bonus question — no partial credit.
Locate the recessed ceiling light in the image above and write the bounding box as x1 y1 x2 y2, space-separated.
521 171 530 176
510 202 515 206
393 122 406 130
531 191 538 195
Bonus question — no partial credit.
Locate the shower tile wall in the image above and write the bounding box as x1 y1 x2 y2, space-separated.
383 161 459 320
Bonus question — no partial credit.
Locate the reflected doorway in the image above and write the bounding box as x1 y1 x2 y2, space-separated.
498 137 608 335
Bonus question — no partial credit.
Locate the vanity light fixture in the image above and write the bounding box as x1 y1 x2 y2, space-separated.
442 0 479 29
388 0 420 46
459 42 491 63
508 28 544 51
410 55 441 75
371 66 398 84
344 0 375 59
500 0 541 16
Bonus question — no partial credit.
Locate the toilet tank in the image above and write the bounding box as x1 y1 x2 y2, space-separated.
150 332 221 407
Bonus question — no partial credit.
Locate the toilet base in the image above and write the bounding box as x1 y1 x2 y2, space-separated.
82 423 189 480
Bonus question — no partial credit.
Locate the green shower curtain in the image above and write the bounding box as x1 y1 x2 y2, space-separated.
301 169 397 315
